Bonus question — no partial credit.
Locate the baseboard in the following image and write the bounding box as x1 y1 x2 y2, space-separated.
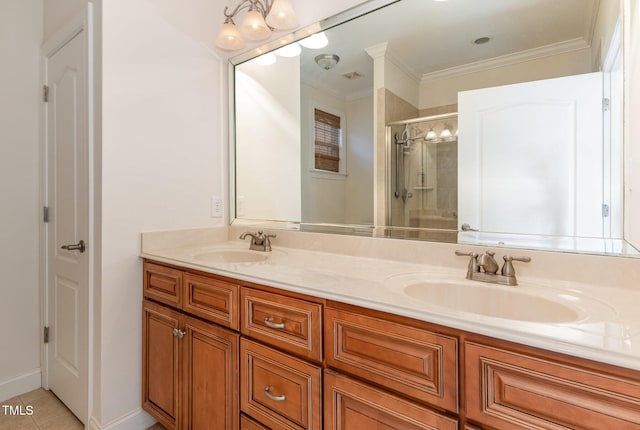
88 408 156 430
0 369 42 403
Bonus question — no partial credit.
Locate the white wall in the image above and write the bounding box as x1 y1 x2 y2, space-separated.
43 0 86 40
236 58 301 222
345 94 374 224
99 0 225 425
0 0 43 401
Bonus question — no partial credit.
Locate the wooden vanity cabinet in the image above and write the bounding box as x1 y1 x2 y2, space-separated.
142 299 239 430
142 259 640 430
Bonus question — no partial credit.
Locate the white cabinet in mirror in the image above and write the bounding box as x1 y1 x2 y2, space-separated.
231 0 640 257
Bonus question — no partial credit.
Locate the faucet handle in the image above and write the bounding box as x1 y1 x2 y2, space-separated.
263 232 276 251
455 250 479 274
501 255 531 276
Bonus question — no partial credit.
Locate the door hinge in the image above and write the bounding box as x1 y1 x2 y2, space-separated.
44 326 50 344
603 98 610 112
43 206 49 223
602 204 610 218
43 85 49 102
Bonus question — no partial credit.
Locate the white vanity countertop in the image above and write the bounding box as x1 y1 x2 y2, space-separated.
141 238 640 371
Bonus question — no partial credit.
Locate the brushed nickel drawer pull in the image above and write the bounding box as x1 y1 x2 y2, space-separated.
264 386 286 401
264 317 285 329
172 328 185 339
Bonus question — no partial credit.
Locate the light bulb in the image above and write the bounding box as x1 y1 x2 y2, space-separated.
215 21 246 50
266 0 298 30
299 32 328 49
240 9 272 41
440 126 452 139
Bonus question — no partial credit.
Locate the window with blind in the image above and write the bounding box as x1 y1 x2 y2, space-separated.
314 108 341 172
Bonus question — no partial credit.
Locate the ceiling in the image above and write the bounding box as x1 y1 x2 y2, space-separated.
296 0 600 98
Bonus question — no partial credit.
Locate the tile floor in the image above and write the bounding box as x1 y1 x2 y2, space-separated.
0 388 82 430
0 389 166 430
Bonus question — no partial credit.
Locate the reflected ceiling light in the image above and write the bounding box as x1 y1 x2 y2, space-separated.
274 42 301 57
215 0 298 51
440 124 453 139
425 128 438 141
251 52 277 65
299 32 329 49
315 54 340 70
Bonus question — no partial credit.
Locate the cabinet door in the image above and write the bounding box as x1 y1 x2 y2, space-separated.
142 300 182 430
182 315 239 430
324 370 458 430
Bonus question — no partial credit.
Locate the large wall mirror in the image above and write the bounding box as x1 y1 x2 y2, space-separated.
231 0 640 257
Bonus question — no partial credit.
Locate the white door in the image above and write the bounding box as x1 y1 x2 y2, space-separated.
458 72 604 240
44 24 89 424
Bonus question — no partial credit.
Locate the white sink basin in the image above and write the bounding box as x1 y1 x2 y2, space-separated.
193 249 269 263
386 274 615 323
402 281 579 323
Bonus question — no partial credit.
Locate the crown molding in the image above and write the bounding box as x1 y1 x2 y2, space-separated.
420 38 591 83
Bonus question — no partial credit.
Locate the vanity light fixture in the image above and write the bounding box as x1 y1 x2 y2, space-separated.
315 54 340 70
425 128 438 141
440 124 453 139
215 0 298 51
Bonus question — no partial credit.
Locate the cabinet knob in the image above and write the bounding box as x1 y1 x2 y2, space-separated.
173 328 185 339
264 386 286 401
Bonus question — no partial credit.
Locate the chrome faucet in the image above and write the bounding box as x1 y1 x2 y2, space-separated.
455 250 530 286
240 231 276 252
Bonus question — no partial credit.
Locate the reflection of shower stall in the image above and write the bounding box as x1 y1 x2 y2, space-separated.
388 113 458 232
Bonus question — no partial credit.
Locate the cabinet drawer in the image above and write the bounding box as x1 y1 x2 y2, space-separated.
325 307 458 412
465 341 640 430
324 370 458 430
241 339 322 430
241 414 270 430
241 288 322 362
183 273 239 330
143 261 183 307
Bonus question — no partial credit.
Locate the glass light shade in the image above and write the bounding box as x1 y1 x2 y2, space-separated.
299 32 328 49
251 52 277 65
440 127 453 139
215 21 246 50
240 9 272 41
425 129 437 140
265 0 298 30
274 42 301 57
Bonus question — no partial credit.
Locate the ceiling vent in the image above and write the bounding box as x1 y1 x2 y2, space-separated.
342 71 363 80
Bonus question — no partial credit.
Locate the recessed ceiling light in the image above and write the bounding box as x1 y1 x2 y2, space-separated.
473 36 492 45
